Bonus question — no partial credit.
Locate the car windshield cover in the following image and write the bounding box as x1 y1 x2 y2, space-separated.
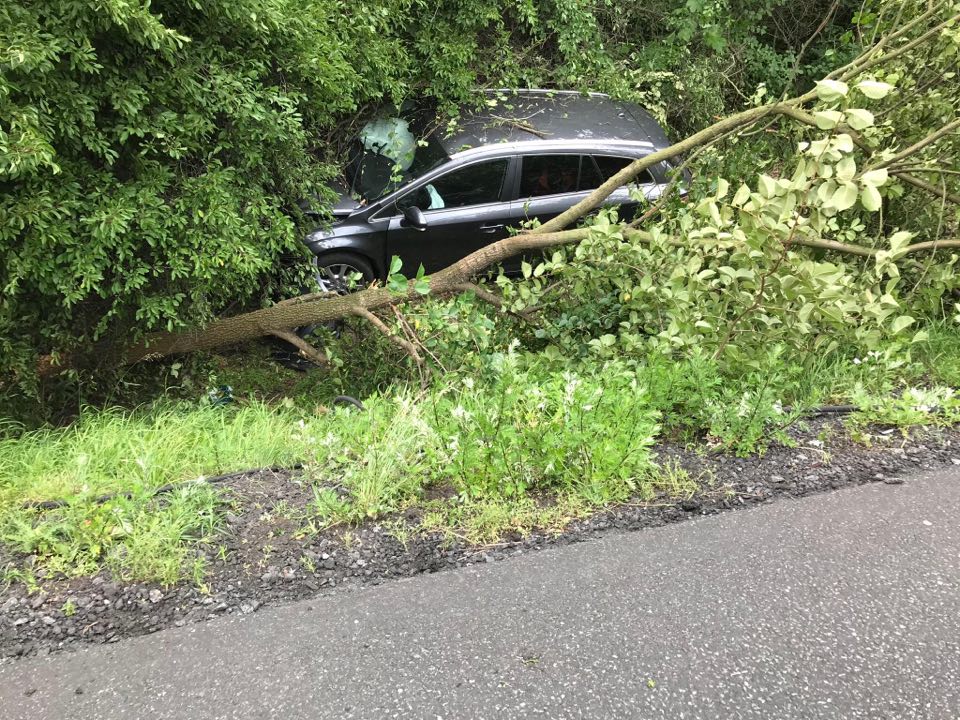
346 116 449 202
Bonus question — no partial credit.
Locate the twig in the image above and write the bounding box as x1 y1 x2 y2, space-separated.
869 119 960 170
893 171 960 206
452 281 536 321
352 306 423 366
842 13 960 82
488 115 549 139
267 329 329 367
626 124 745 229
391 304 435 385
784 0 840 96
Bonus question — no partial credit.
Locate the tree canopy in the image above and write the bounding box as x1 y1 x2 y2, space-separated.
1 0 957 414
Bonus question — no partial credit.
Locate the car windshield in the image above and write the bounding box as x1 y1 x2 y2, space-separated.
345 116 449 202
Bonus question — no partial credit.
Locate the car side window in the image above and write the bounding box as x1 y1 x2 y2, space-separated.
520 155 582 197
593 155 654 184
577 156 604 191
398 159 509 212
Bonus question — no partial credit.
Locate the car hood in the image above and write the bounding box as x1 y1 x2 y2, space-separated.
299 178 363 220
328 177 363 217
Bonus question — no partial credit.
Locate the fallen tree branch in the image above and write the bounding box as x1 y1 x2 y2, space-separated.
869 118 960 170
452 281 537 320
836 11 960 81
756 107 960 207
275 291 338 307
827 3 941 80
452 281 506 308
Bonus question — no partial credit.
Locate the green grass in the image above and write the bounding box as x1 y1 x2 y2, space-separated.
2 324 958 587
0 403 316 504
0 402 352 585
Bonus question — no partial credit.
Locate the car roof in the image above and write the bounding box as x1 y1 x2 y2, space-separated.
435 90 671 158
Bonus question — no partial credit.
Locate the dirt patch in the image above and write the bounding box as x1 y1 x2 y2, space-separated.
2 419 958 660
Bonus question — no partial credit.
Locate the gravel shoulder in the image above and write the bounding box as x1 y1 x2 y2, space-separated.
2 418 959 660
2 463 958 720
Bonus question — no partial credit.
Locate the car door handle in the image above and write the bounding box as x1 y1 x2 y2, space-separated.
480 223 504 233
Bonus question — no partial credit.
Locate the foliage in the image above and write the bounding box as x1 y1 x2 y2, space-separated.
429 363 661 501
0 0 623 405
2 484 219 585
308 393 433 523
597 0 864 131
1 0 899 412
0 401 324 582
2 321 959 583
2 0 959 585
496 30 959 378
847 385 960 430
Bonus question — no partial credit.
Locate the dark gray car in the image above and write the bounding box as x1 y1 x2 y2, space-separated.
303 90 677 291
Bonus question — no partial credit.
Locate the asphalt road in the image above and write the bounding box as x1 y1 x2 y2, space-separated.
2 467 959 720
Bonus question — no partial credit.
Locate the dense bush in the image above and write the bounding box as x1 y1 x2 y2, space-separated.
0 0 615 404
1 0 876 411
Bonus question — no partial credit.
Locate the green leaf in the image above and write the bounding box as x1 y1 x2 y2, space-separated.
833 134 855 153
890 315 915 334
830 182 859 211
389 256 403 275
757 175 776 198
732 183 750 206
815 79 849 102
844 108 875 130
708 201 722 226
521 261 532 279
860 168 888 187
857 80 894 99
413 277 431 295
860 184 882 211
836 156 856 182
814 110 844 129
889 231 913 252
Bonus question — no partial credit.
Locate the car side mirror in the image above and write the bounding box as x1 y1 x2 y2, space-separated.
401 205 427 232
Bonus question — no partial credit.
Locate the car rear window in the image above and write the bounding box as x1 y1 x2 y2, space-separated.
578 157 604 191
592 155 654 185
520 155 581 197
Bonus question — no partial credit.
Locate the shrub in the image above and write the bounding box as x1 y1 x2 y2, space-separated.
430 362 661 500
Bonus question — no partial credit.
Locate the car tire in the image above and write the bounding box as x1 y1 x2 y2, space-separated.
295 252 376 340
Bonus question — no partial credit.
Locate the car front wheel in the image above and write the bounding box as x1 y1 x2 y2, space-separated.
296 252 376 339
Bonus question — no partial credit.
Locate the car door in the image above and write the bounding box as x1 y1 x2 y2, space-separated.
589 154 661 222
384 157 515 274
509 154 587 229
509 153 660 227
